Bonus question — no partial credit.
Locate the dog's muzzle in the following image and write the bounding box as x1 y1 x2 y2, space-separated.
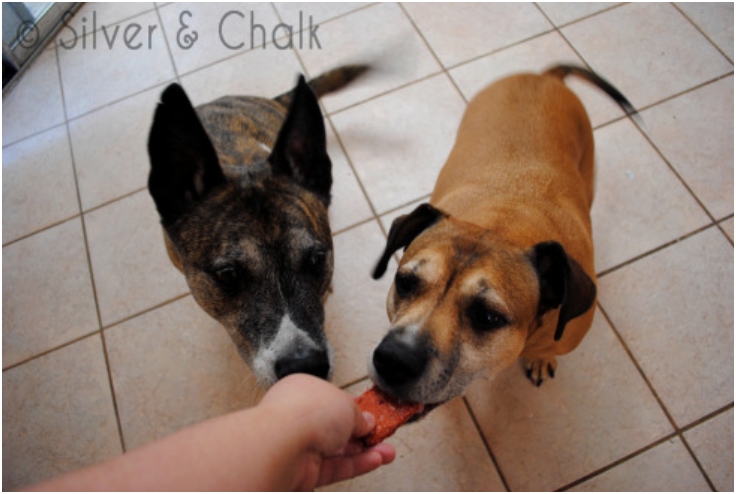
252 313 333 385
274 348 330 380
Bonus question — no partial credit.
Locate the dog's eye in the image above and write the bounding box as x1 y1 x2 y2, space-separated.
395 272 419 298
303 249 327 275
214 266 240 288
467 301 508 332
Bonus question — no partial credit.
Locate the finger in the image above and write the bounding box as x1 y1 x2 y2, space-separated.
331 439 366 458
316 450 385 487
352 409 375 439
369 442 397 464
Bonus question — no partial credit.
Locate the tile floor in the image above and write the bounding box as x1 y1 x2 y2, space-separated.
2 2 733 491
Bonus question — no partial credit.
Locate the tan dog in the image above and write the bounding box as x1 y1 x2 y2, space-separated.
370 65 635 405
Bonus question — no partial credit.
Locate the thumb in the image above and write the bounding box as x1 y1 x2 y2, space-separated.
353 407 375 439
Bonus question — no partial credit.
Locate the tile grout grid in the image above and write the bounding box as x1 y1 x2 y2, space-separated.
3 2 732 491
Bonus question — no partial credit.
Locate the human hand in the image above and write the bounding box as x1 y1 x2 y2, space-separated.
259 374 396 490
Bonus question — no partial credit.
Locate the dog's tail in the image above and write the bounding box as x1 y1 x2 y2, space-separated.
545 64 638 119
275 65 368 108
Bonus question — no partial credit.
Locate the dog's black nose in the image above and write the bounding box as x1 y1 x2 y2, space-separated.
275 349 330 380
373 331 429 387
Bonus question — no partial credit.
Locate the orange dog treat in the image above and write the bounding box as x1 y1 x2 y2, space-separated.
356 386 424 446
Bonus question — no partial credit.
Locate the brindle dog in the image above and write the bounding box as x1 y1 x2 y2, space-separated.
147 66 365 387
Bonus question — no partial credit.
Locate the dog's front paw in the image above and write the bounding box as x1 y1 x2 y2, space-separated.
524 357 557 387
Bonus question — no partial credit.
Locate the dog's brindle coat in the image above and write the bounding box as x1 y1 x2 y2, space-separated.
370 65 636 405
148 67 364 387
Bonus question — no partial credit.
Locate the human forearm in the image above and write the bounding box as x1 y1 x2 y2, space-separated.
29 406 301 491
27 375 393 492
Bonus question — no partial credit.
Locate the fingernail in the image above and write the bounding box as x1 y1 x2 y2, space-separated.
363 411 375 429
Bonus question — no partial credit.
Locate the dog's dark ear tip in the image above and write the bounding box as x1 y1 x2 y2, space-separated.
371 262 387 280
160 83 188 105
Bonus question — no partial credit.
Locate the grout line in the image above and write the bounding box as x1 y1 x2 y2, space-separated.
397 2 470 105
462 397 512 492
629 112 721 227
2 292 192 373
340 375 370 391
546 2 627 31
557 430 681 491
716 215 735 247
2 330 101 372
153 3 181 84
595 302 717 491
83 187 148 214
679 403 735 435
596 222 724 279
672 2 734 65
2 187 148 249
101 292 191 333
270 1 386 240
633 71 734 116
2 214 80 248
3 78 177 151
332 216 377 238
2 121 67 150
325 69 444 118
54 41 128 454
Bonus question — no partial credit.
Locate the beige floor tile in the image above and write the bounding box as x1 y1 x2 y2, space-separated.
404 3 551 68
158 3 280 76
537 2 620 26
273 2 370 26
297 3 441 114
2 49 65 146
324 380 505 491
562 3 733 108
180 43 303 105
570 437 710 491
326 124 374 233
449 31 625 128
105 296 259 450
69 84 164 211
325 221 396 387
2 335 122 490
57 10 174 118
591 119 710 272
55 2 157 46
84 190 189 326
676 2 734 60
683 409 734 492
2 125 79 244
465 309 673 491
598 226 733 426
331 74 466 214
640 76 733 219
2 218 98 368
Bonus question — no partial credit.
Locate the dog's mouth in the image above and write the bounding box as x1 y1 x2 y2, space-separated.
407 400 446 422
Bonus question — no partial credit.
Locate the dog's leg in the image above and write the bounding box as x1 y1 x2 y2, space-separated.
523 357 557 387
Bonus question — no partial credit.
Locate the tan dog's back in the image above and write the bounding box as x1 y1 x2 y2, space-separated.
431 71 596 272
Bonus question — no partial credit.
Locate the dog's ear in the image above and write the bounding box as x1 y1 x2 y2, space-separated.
529 241 596 341
148 83 225 225
269 75 332 205
372 203 446 279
